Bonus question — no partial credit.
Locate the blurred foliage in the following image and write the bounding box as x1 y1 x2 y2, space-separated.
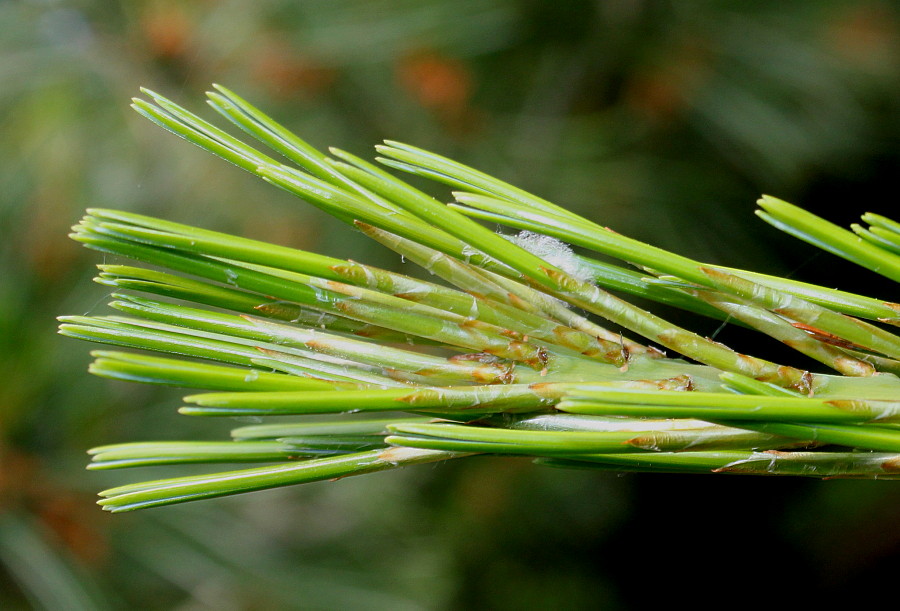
1 0 899 608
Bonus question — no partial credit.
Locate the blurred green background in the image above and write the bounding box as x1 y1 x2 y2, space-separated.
2 1 899 608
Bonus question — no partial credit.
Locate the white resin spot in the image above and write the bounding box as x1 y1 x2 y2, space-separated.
504 230 594 283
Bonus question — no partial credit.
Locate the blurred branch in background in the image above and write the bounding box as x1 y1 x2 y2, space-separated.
2 0 899 608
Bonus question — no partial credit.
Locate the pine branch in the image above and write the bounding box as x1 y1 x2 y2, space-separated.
59 85 900 512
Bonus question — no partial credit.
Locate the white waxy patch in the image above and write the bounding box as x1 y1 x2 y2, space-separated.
503 231 594 284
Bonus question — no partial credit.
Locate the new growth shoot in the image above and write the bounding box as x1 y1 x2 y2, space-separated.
60 85 900 512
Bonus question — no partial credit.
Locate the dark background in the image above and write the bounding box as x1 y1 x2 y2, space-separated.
1 1 898 609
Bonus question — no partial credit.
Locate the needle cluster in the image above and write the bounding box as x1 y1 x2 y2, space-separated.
59 86 900 512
